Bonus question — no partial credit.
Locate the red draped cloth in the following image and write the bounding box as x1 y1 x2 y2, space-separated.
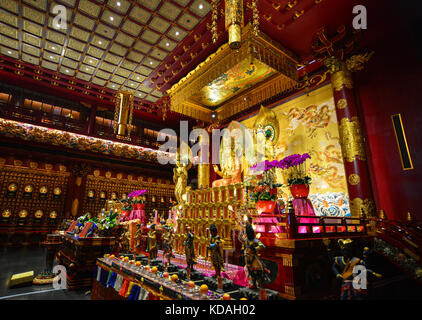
292 198 320 233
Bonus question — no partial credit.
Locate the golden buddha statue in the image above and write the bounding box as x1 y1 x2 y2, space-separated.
254 106 280 161
173 147 192 204
146 224 157 261
212 121 252 188
212 141 243 188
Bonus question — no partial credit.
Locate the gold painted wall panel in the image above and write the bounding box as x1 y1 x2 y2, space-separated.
0 164 69 225
241 85 348 197
83 173 175 221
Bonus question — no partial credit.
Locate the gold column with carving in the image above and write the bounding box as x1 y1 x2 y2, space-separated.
114 91 134 139
197 134 210 189
325 55 376 217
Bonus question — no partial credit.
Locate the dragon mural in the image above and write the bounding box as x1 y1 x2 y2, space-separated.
241 85 349 216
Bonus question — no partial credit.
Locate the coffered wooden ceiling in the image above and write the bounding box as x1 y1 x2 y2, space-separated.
0 0 215 103
0 0 362 123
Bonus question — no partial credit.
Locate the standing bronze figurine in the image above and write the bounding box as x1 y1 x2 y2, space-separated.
183 226 196 279
135 222 143 250
242 223 270 290
146 224 157 264
162 225 174 271
206 224 225 291
332 239 382 300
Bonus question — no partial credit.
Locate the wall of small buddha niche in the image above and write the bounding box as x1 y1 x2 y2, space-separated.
0 156 175 247
82 169 175 220
241 84 351 217
0 157 69 246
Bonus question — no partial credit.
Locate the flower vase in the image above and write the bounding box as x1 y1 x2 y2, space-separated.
256 200 277 214
289 184 310 199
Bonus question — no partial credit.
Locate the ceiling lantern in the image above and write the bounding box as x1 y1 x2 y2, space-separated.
225 0 244 49
113 91 134 140
167 25 299 123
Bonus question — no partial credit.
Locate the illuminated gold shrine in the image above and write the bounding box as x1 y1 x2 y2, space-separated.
168 25 299 122
190 59 277 107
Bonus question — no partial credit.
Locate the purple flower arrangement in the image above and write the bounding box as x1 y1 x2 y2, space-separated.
250 160 279 172
278 153 311 170
249 153 311 172
281 153 312 186
249 153 312 189
127 189 147 198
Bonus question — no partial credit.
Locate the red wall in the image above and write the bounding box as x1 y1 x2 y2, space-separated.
356 1 422 220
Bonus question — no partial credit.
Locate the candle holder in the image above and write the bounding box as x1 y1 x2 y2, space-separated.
135 261 141 271
170 274 179 288
199 284 208 300
163 272 169 283
151 266 158 279
187 280 195 294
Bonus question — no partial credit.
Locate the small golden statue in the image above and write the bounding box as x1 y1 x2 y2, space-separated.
212 141 243 188
135 223 142 249
118 229 131 253
146 224 157 263
173 151 191 204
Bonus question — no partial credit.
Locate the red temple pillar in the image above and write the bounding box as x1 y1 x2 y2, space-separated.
325 56 376 217
87 105 97 135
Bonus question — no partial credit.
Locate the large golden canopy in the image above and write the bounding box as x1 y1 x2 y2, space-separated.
167 25 299 122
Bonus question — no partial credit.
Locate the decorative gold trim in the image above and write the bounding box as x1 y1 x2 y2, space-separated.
324 57 354 91
348 173 360 186
284 285 295 297
2 164 70 177
87 174 174 189
198 164 210 188
281 254 293 267
216 73 298 120
338 117 366 162
0 118 167 164
346 52 374 72
331 69 353 91
391 114 414 170
337 98 347 110
350 197 376 217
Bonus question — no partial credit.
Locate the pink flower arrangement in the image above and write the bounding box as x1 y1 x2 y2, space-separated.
250 160 281 172
127 189 147 198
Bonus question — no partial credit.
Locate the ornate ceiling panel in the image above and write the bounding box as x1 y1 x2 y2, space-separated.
0 0 213 103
